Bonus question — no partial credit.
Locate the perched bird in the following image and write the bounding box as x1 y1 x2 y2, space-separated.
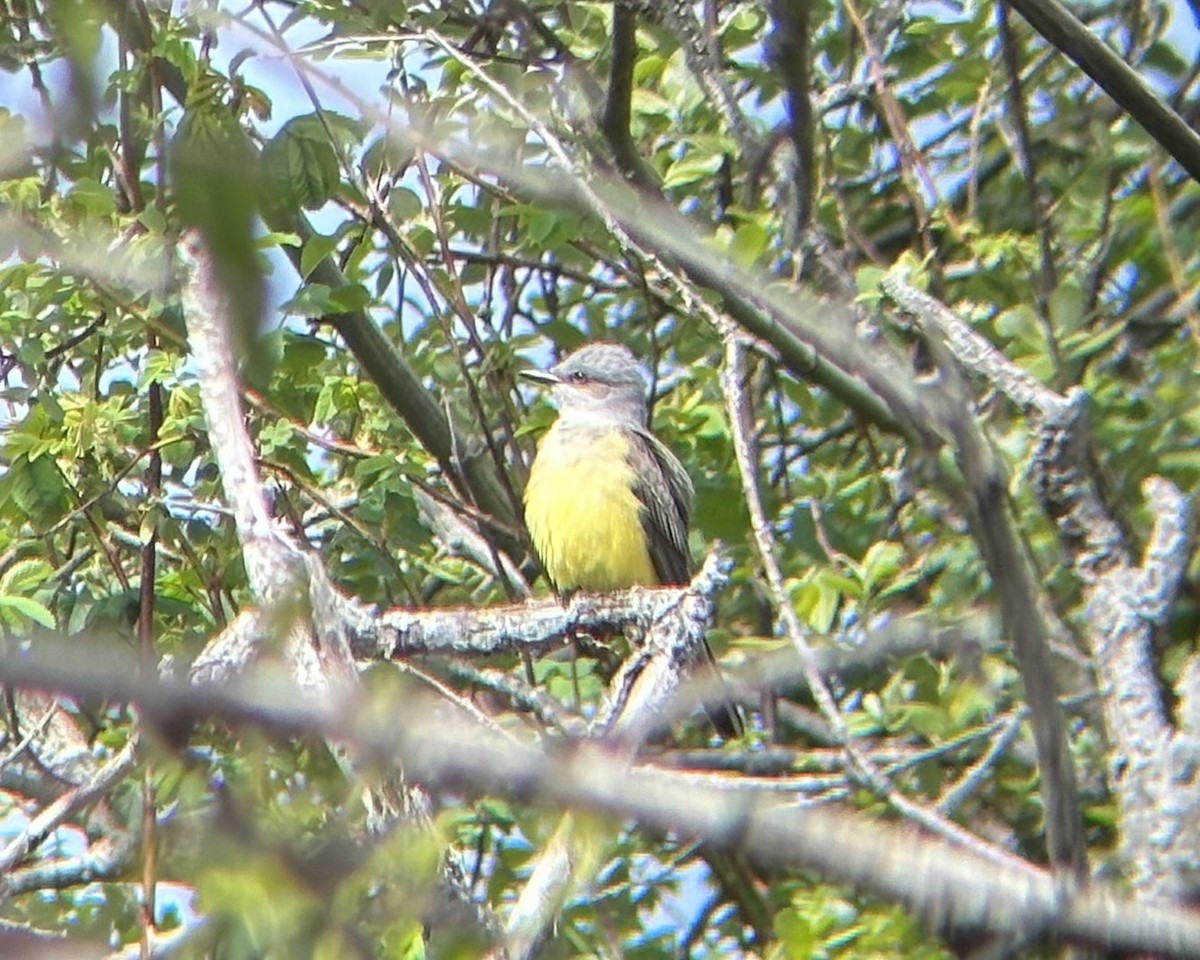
521 342 742 738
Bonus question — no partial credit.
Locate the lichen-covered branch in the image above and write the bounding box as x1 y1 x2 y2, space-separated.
502 551 734 958
884 272 1198 900
1088 478 1193 900
179 232 493 940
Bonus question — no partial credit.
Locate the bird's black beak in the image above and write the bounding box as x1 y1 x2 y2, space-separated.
520 368 560 386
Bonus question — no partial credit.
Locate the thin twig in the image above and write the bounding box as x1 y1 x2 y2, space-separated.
0 737 139 878
719 336 1032 872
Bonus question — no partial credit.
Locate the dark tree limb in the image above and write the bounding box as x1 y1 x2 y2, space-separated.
1006 0 1200 181
941 384 1089 881
767 0 815 238
996 2 1063 382
600 4 659 192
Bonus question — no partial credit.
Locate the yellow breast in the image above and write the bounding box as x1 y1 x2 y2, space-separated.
524 425 658 591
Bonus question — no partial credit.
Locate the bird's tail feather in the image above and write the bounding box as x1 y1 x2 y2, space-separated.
701 639 744 739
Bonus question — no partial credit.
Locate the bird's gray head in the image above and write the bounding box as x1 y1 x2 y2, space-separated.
521 342 649 426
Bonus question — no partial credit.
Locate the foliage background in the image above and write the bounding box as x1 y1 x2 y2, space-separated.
0 0 1198 957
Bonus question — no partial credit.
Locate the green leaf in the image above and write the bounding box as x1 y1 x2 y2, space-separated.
0 595 55 628
387 186 423 222
4 455 69 525
729 221 770 269
300 231 339 280
860 541 904 590
0 557 53 594
793 578 841 632
325 283 371 313
262 113 344 212
994 304 1037 343
774 908 817 957
1049 278 1085 333
281 283 332 317
1062 323 1123 364
362 134 415 181
662 150 724 189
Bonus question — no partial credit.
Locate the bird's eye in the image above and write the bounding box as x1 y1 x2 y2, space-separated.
569 371 588 383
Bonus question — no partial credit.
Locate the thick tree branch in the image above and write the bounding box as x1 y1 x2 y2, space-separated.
884 273 1199 900
4 656 1200 957
179 232 495 941
1087 477 1194 900
767 0 814 237
600 4 658 191
2 829 136 901
942 385 1089 880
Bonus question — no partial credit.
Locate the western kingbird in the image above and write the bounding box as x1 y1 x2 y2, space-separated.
521 342 742 738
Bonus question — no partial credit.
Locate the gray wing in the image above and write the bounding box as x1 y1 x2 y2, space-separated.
628 427 694 585
629 427 743 737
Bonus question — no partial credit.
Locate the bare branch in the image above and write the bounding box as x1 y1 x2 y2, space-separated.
2 829 136 899
501 815 578 960
996 2 1063 377
179 232 494 941
884 273 1200 899
3 655 1200 957
264 210 523 543
881 274 1065 415
767 0 815 236
1006 0 1200 181
0 738 138 891
600 4 659 191
720 336 1039 874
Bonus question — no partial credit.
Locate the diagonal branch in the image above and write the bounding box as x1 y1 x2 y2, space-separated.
179 232 495 940
250 19 942 445
941 382 1089 880
1005 0 1200 181
884 272 1198 900
720 336 1039 876
600 4 659 191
